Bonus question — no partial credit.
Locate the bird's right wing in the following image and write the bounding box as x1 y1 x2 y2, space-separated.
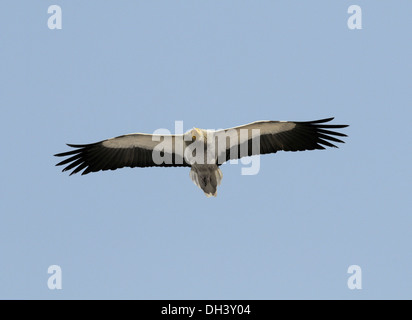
213 118 348 164
55 133 190 175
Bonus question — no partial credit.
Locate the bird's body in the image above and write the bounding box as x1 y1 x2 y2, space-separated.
183 128 223 197
55 118 348 197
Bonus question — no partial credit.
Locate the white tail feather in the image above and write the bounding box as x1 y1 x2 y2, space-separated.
189 165 223 197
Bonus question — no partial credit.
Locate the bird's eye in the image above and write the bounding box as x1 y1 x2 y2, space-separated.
192 135 196 140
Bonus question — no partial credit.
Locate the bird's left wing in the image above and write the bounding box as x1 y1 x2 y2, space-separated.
55 133 190 175
213 117 348 164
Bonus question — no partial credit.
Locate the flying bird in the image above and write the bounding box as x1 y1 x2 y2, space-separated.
55 118 348 197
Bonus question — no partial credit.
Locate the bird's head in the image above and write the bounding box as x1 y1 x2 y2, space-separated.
185 128 205 143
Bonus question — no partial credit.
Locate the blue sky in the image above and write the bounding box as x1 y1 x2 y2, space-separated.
1 1 411 299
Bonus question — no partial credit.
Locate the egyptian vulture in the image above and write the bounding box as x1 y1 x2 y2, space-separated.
55 117 348 197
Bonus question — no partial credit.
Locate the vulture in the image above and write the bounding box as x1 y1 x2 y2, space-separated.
55 117 348 197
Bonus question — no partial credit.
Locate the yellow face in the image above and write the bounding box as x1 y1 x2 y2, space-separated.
192 128 201 141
